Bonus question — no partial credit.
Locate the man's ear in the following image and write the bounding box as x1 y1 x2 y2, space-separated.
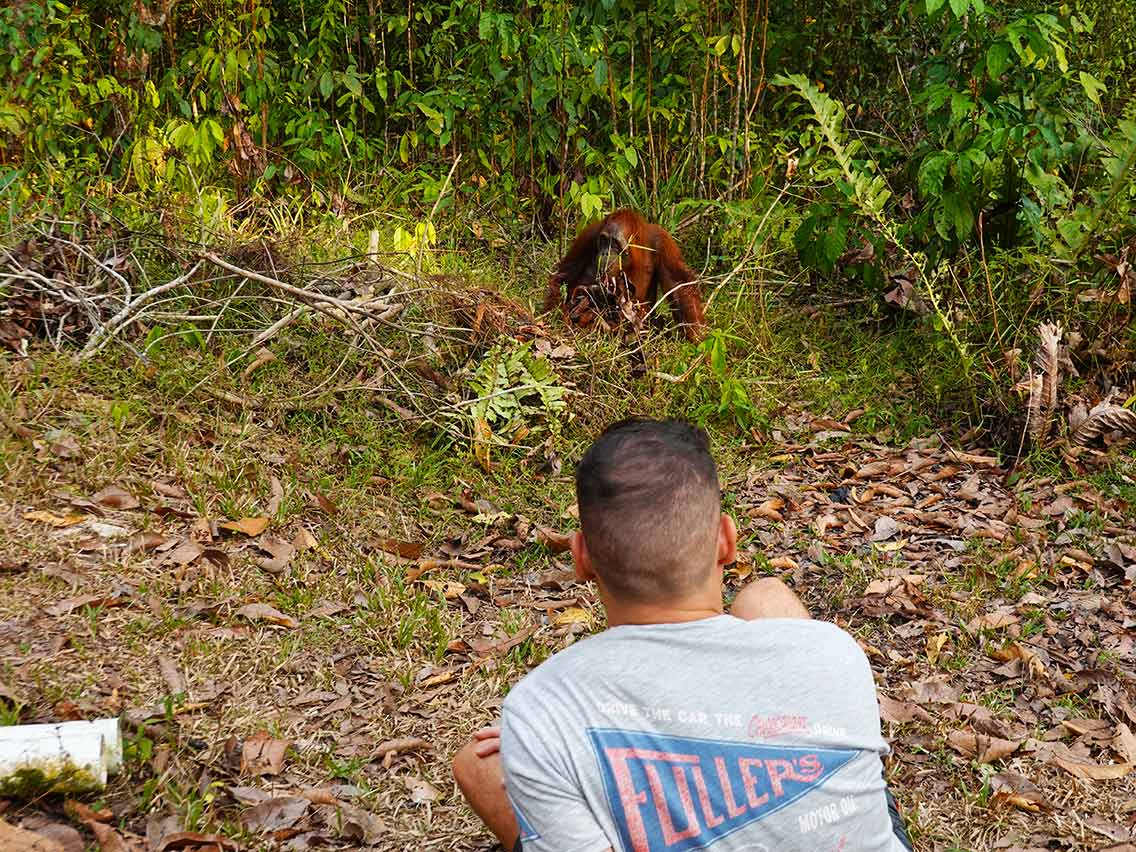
571 531 597 583
717 513 738 567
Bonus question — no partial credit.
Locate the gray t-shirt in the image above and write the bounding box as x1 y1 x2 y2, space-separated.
500 614 902 852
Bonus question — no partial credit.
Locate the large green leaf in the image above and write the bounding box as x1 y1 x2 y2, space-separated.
986 42 1011 78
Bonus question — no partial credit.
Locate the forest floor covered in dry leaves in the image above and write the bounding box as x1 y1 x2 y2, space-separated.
2 310 1136 852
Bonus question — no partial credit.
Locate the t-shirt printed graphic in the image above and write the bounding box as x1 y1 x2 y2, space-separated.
501 615 903 852
590 728 857 852
510 793 541 843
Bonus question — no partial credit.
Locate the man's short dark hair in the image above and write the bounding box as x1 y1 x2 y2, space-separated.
575 418 721 601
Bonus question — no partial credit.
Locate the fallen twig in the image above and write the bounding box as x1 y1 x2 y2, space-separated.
80 261 203 358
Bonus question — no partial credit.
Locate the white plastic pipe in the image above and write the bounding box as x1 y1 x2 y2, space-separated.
0 718 122 795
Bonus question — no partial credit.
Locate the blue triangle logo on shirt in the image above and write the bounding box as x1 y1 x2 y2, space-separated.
588 728 858 852
509 791 541 842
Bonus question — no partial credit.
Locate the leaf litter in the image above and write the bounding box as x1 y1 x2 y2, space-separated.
3 395 1135 850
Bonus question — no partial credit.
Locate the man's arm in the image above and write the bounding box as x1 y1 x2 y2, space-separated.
453 727 520 849
453 726 613 852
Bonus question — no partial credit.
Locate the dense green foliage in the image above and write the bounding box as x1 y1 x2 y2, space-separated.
4 0 1130 219
2 0 1134 432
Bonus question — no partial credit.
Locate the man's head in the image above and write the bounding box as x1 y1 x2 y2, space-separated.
573 418 735 606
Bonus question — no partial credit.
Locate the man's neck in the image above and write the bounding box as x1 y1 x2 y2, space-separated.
603 598 723 628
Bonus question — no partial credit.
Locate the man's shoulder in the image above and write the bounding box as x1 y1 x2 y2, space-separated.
732 612 859 644
503 630 617 710
748 616 872 668
769 615 865 647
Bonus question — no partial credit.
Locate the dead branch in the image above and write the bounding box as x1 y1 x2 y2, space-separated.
202 253 398 323
80 261 203 358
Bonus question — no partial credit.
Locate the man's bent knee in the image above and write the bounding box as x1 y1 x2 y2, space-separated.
452 740 519 849
731 577 811 621
452 741 479 795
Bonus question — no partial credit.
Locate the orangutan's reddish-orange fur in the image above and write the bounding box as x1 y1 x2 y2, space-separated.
543 209 706 341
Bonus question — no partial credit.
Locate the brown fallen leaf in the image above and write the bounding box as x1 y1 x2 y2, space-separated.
155 832 239 852
152 480 188 499
227 786 272 805
265 475 284 516
49 434 82 459
878 694 933 724
947 730 1022 763
812 513 841 537
454 592 479 616
235 602 299 629
858 575 926 617
747 496 785 522
1061 717 1111 738
990 770 1052 812
989 642 1046 677
1051 750 1133 780
421 579 466 600
202 548 229 568
125 532 167 554
158 655 185 695
315 802 386 845
293 527 320 554
469 625 538 655
1085 815 1133 843
767 555 798 571
0 819 66 852
862 577 911 596
854 460 898 479
374 737 432 758
309 492 338 514
374 538 425 559
254 536 295 575
74 535 106 551
240 796 309 832
966 608 1020 633
552 606 592 626
408 558 481 583
811 416 850 432
29 823 84 852
23 509 86 528
1115 723 1136 763
291 689 339 707
901 676 961 704
536 526 573 553
91 485 140 510
45 594 119 617
956 474 983 502
164 540 204 566
85 821 134 852
926 633 949 667
416 668 459 689
154 505 195 521
293 527 318 550
299 787 339 806
403 776 440 804
220 516 269 536
3 414 35 439
527 597 580 612
309 599 347 618
947 450 1000 468
240 731 292 776
243 346 277 380
187 626 249 642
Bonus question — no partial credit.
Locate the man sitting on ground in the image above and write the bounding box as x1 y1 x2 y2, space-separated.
453 418 912 851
